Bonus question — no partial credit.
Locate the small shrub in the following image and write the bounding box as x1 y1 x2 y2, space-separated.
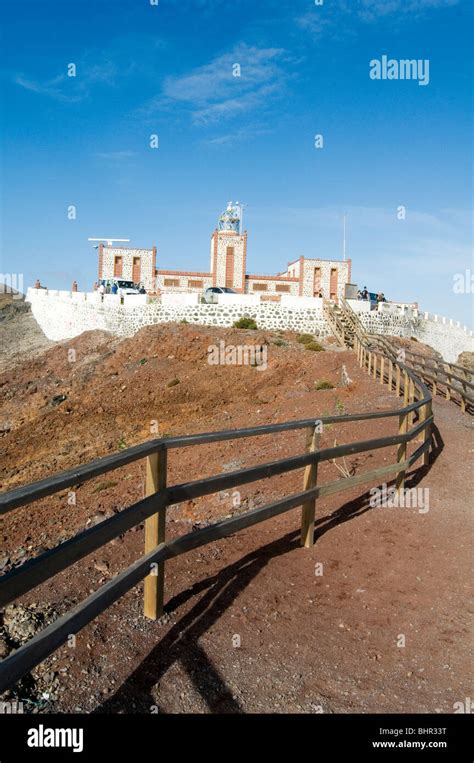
297 333 314 344
117 436 127 451
233 316 258 330
273 338 288 347
335 398 345 414
138 358 147 365
93 480 118 493
410 336 418 342
180 319 188 324
314 380 334 390
305 341 324 352
167 378 180 387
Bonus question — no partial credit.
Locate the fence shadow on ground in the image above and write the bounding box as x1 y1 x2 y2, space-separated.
93 439 442 715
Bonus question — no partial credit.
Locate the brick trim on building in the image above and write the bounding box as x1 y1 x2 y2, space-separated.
240 231 247 294
157 269 211 277
212 230 218 287
246 274 299 282
98 243 104 280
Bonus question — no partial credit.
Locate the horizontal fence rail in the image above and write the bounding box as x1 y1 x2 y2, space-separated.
342 299 473 413
0 328 434 695
0 407 426 516
369 336 473 412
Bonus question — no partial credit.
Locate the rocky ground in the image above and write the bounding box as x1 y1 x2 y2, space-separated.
0 317 472 714
0 293 54 374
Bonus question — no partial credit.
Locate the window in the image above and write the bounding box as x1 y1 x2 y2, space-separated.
276 284 291 293
188 280 203 289
114 256 123 277
252 283 268 291
132 257 141 284
225 247 235 289
313 267 321 296
164 278 179 287
330 267 338 300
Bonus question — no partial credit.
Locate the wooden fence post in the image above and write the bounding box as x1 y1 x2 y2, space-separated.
403 371 410 408
461 370 467 412
368 352 372 376
395 410 408 492
445 364 451 401
409 378 415 426
380 356 385 385
300 425 320 548
373 354 378 379
416 389 425 444
144 449 167 620
422 399 432 466
395 365 401 397
388 359 393 391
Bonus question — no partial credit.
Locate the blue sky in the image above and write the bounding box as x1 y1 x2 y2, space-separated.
1 0 472 324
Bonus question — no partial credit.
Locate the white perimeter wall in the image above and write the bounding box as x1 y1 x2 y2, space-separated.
25 289 473 362
357 311 473 363
26 289 331 341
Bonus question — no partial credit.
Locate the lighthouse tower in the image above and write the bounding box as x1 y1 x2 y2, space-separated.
210 202 247 292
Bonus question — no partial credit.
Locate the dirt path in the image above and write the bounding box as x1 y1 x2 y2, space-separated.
86 395 471 715
1 326 472 714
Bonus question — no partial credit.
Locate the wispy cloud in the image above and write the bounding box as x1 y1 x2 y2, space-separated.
203 124 271 146
138 43 291 130
12 33 159 104
295 12 332 39
251 204 470 238
14 59 118 103
14 74 81 103
358 0 459 21
94 151 136 161
296 0 459 38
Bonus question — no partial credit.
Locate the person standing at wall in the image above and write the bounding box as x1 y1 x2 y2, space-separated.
72 280 78 292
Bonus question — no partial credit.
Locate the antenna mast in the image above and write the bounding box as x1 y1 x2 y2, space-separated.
235 202 247 234
342 214 347 261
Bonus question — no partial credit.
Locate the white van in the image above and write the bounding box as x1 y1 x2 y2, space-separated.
100 279 140 295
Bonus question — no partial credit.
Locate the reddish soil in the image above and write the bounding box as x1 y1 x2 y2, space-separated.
0 324 472 714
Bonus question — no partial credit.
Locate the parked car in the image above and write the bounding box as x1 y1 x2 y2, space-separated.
203 286 237 303
100 279 140 295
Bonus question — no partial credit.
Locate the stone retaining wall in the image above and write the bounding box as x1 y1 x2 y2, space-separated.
26 290 331 341
25 289 473 363
357 312 473 363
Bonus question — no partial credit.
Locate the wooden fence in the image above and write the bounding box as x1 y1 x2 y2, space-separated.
341 299 473 413
0 336 433 695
